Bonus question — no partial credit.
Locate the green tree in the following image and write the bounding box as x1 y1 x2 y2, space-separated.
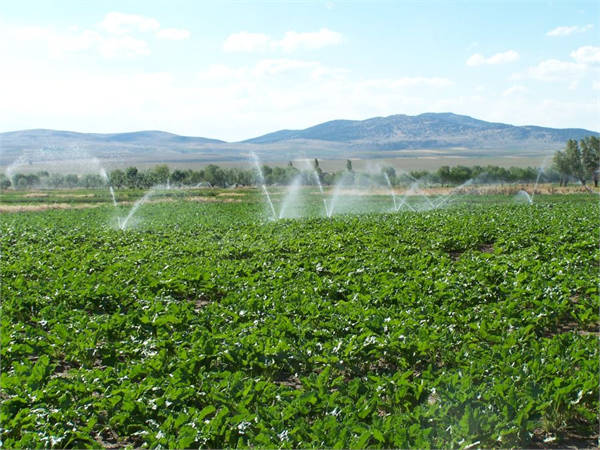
565 139 586 185
346 159 353 171
64 174 79 188
204 164 226 187
109 169 126 188
436 166 451 187
152 164 170 185
410 170 429 180
0 174 11 190
171 169 187 184
267 166 287 184
449 166 472 185
47 173 66 188
554 139 588 186
81 174 105 188
553 150 570 186
125 167 139 188
580 136 599 187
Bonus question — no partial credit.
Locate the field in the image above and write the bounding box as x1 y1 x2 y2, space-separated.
1 189 598 449
0 151 553 176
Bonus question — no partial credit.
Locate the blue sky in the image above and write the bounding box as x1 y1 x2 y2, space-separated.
1 1 598 141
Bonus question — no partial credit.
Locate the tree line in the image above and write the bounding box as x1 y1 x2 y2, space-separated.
3 137 598 190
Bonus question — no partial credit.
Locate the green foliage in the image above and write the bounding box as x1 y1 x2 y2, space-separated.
580 136 599 186
554 136 599 186
0 174 12 190
1 195 597 448
7 158 581 193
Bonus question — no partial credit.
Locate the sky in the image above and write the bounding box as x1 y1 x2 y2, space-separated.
0 1 598 142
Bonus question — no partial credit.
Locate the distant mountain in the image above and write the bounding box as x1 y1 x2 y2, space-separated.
1 114 598 165
242 113 597 151
0 129 223 153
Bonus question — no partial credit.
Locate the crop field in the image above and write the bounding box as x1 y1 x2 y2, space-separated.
1 190 598 449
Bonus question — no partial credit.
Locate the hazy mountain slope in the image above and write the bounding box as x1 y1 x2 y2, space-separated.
242 113 595 150
1 113 597 166
0 130 224 155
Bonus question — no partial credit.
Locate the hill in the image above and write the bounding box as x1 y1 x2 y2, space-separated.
242 113 596 151
1 113 597 165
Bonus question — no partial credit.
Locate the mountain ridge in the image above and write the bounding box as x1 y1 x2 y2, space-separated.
241 112 593 146
1 113 597 165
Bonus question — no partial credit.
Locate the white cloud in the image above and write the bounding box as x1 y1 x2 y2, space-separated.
547 24 593 36
99 12 160 35
9 12 191 59
222 28 344 53
47 30 103 58
361 77 453 90
198 64 248 80
274 29 344 52
252 59 321 75
511 59 587 82
487 51 520 65
222 31 270 52
503 85 530 96
101 35 150 58
594 80 600 91
199 60 348 83
570 46 600 64
155 28 190 41
430 95 486 111
198 60 447 88
12 26 49 40
3 56 596 140
467 50 519 66
466 54 486 66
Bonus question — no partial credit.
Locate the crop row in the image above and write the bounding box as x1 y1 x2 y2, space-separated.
1 196 598 448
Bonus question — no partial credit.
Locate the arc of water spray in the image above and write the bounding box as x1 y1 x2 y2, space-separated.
250 151 277 219
119 188 157 230
109 186 118 207
312 171 331 217
382 172 398 211
98 165 119 208
528 155 551 204
433 179 474 209
278 174 303 219
408 183 436 211
397 192 414 211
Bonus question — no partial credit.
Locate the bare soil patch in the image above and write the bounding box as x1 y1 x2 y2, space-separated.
530 427 599 449
274 374 302 390
0 203 101 213
217 192 246 197
118 198 177 206
186 196 242 203
24 193 50 198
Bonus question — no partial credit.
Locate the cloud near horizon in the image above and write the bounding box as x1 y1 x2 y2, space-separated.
502 85 530 97
511 46 598 83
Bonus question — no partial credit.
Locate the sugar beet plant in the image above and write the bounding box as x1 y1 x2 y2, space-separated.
1 195 598 449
